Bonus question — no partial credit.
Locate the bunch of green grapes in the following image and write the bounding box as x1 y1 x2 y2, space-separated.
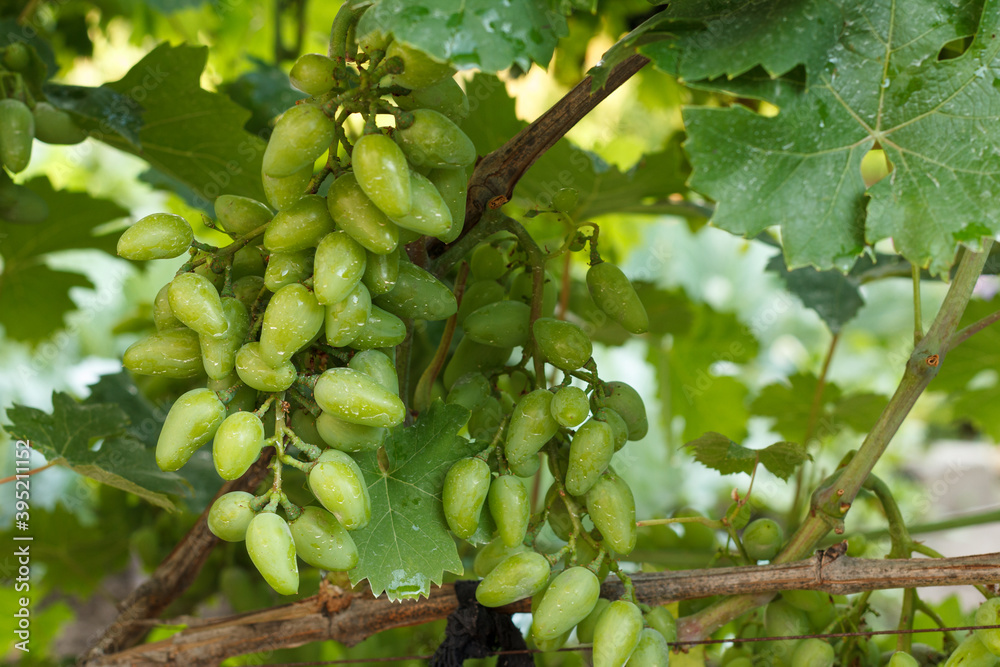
115 7 664 658
0 42 88 224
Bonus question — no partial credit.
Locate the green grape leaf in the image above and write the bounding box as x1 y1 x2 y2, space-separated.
750 373 888 444
685 432 757 476
766 253 865 333
461 74 691 221
0 177 126 341
100 43 267 205
42 83 143 146
650 297 758 441
682 0 999 275
4 387 188 511
359 0 567 73
349 401 478 601
758 441 811 481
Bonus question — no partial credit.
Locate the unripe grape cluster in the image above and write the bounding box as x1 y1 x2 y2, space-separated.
116 9 665 659
0 42 89 224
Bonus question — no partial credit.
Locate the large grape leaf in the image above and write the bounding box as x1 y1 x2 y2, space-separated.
682 0 999 275
349 401 478 600
357 0 568 73
100 43 267 205
4 375 191 512
0 177 126 341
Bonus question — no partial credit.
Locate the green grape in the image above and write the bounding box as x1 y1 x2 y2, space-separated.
533 317 593 371
208 491 256 542
975 597 1000 656
394 77 470 123
156 388 227 471
456 280 505 326
193 257 226 291
262 104 334 177
443 337 512 388
231 245 266 280
317 411 387 452
373 261 457 321
508 451 540 478
628 628 670 667
587 262 649 335
552 188 578 213
200 297 250 381
215 194 273 236
468 395 505 441
725 659 753 667
362 247 400 296
427 168 467 243
324 282 372 347
572 537 611 581
32 103 86 144
245 512 299 595
262 165 312 211
463 301 531 348
352 133 412 218
475 551 550 608
2 43 30 71
0 99 34 173
443 457 491 539
259 283 325 367
504 389 559 466
782 589 825 613
123 328 202 377
593 600 643 667
289 409 324 448
944 633 999 666
326 173 399 255
791 637 834 667
116 213 193 261
264 249 314 292
349 305 407 350
742 518 784 562
263 194 335 252
289 506 358 571
313 231 367 305
587 472 637 555
473 537 526 577
384 41 455 89
888 652 920 667
470 244 507 281
168 272 228 337
308 449 371 530
644 606 677 644
289 53 336 96
576 598 611 644
592 407 628 451
235 342 296 391
508 269 558 318
591 381 648 441
153 284 182 331
0 180 47 223
487 475 529 548
543 483 574 541
565 419 614 496
765 598 810 639
532 567 600 641
532 628 570 653
389 171 452 237
446 372 491 412
550 386 590 428
314 367 405 427
393 108 476 169
349 349 398 394
212 411 265 480
232 275 267 311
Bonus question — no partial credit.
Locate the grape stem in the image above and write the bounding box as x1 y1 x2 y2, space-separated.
413 262 469 412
